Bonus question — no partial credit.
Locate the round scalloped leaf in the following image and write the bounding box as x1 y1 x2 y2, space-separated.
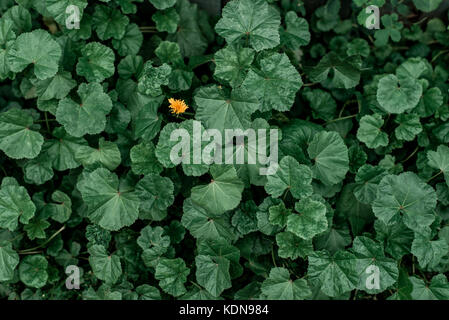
152 8 179 34
307 131 349 186
352 236 399 294
75 138 121 171
155 120 209 176
77 168 140 231
214 45 255 88
155 257 190 297
8 29 61 80
308 250 358 297
394 113 422 141
0 241 19 281
0 108 44 159
412 0 443 12
261 267 311 300
56 82 113 137
130 141 163 175
276 232 313 259
19 255 48 289
195 255 231 297
287 197 327 240
35 71 77 101
0 183 35 231
149 0 176 10
135 174 174 221
215 0 280 52
242 53 302 112
428 145 449 187
265 156 313 200
372 172 437 233
112 23 143 57
76 42 115 82
92 5 129 40
376 74 422 114
281 11 311 50
88 244 122 284
357 114 389 149
194 85 259 133
191 165 244 215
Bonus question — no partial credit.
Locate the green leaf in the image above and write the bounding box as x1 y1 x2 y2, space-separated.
302 88 337 121
56 82 113 137
374 14 403 46
268 200 291 227
308 52 361 89
410 274 449 300
130 141 163 176
112 23 143 56
0 241 19 281
76 138 121 171
0 108 44 159
42 190 72 223
265 156 313 200
352 236 399 294
24 218 50 240
44 127 87 171
154 257 190 297
194 85 259 133
357 114 389 149
195 255 231 297
19 255 48 288
276 231 313 259
215 0 281 52
412 0 443 12
308 250 358 297
137 61 171 97
428 145 449 187
181 198 237 242
394 114 422 141
191 165 244 215
8 29 61 80
353 165 388 205
152 8 179 34
376 74 422 114
135 174 174 221
93 5 129 40
261 268 311 300
242 52 302 112
281 11 311 50
77 168 140 231
155 120 209 176
411 233 449 269
287 197 328 240
307 131 349 186
88 244 122 284
149 0 176 10
375 218 413 259
372 172 437 233
214 45 255 88
76 42 115 82
0 182 35 231
35 71 77 101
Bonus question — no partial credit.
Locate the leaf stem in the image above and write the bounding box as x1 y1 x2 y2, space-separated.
401 146 419 163
325 114 357 124
271 247 277 268
427 170 443 183
19 225 66 253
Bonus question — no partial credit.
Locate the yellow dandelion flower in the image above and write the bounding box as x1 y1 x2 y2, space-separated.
168 98 189 115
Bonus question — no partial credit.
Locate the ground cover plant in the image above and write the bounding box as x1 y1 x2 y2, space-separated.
0 0 449 300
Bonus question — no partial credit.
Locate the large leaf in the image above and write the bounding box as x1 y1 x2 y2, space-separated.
428 145 449 187
191 165 244 215
0 182 35 231
77 168 140 231
261 267 311 300
0 108 44 159
241 53 302 112
372 172 437 233
307 131 349 186
215 0 281 52
0 241 19 281
8 29 61 80
287 197 327 240
88 244 122 284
